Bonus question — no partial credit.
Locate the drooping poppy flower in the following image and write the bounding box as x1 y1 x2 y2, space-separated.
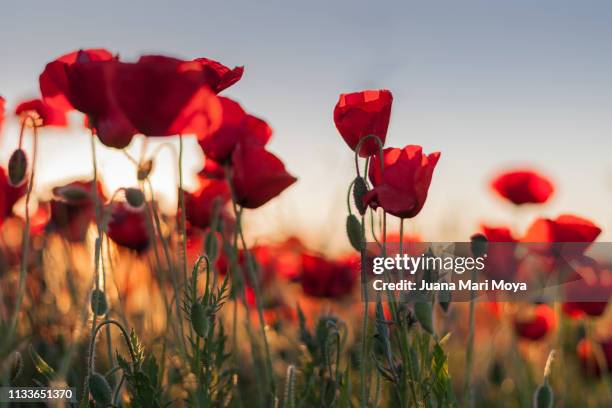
513 304 555 341
333 89 392 157
49 180 106 242
364 145 440 219
110 55 222 137
192 57 244 94
0 167 27 226
491 169 554 205
39 48 115 111
182 175 231 229
300 253 359 298
198 97 272 163
231 143 297 209
15 99 68 127
577 338 612 377
107 201 150 251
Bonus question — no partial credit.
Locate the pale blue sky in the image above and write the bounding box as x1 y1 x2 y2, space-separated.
1 1 611 247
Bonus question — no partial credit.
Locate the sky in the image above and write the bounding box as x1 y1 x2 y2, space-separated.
1 0 611 249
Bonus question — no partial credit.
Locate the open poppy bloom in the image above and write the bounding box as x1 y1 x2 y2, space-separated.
49 180 106 242
107 201 150 251
231 143 297 209
39 48 115 112
110 55 222 138
15 99 68 127
198 97 272 163
192 57 244 94
522 214 601 260
300 253 359 298
182 175 231 229
365 145 440 219
491 169 554 205
333 89 392 157
0 167 27 226
513 304 555 341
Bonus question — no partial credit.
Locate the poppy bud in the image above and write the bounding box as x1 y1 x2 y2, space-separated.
88 372 112 406
56 185 90 202
414 302 434 335
90 289 108 316
470 233 488 258
352 176 368 215
137 159 153 180
124 188 145 209
533 381 553 408
8 149 28 187
346 214 363 251
438 289 451 313
190 302 209 337
9 351 23 382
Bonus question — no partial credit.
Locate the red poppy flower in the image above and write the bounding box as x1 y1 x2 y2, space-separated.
182 175 231 229
63 58 138 148
577 338 612 377
481 225 519 281
513 304 555 341
49 180 106 242
15 99 68 127
215 244 279 289
192 57 244 94
198 97 272 162
199 158 226 179
300 253 359 298
0 167 27 225
563 301 608 318
107 201 150 251
491 170 554 205
364 145 440 219
110 55 222 137
333 89 392 157
39 48 115 111
522 215 601 258
231 143 297 209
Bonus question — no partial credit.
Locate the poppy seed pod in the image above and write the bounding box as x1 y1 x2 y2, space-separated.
352 176 368 215
90 289 108 315
8 149 28 187
470 233 488 258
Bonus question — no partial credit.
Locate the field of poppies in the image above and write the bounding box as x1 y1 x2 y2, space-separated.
0 49 610 407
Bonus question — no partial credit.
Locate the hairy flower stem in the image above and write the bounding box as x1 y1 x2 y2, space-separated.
3 117 38 351
463 269 477 408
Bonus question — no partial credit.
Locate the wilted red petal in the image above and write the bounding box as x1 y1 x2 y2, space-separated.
39 48 114 111
491 169 554 205
333 89 392 157
15 99 68 127
231 144 296 209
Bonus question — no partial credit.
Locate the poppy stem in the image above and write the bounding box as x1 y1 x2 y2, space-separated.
4 116 38 350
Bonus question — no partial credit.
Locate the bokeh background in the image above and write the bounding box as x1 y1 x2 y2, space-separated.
1 0 611 248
